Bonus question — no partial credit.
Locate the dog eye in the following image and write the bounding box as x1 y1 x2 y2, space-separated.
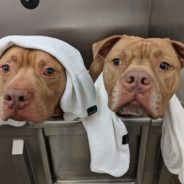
1 64 10 73
112 58 121 66
44 67 55 76
160 62 171 70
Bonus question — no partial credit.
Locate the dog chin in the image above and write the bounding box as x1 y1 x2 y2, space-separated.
1 110 47 124
116 101 149 117
9 116 46 124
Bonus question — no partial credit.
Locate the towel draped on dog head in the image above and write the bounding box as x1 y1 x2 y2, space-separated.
0 35 97 124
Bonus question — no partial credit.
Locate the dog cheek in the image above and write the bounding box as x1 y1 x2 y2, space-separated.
0 79 6 119
146 89 163 117
32 75 66 122
32 99 54 123
0 96 4 120
162 71 180 100
108 84 122 111
35 90 59 118
0 76 5 93
103 65 119 97
146 71 177 117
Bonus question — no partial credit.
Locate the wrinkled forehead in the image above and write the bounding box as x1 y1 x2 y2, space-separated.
2 45 52 58
0 45 62 67
109 36 177 59
0 45 26 57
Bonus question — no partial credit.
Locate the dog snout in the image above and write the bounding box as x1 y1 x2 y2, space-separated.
4 89 31 109
124 70 152 92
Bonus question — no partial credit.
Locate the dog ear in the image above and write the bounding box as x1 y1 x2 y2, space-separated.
171 40 184 68
92 35 122 59
89 35 122 81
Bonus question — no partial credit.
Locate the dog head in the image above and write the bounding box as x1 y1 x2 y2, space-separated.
89 35 184 118
0 46 66 123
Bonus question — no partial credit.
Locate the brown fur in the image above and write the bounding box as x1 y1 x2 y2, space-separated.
0 46 66 123
89 35 184 118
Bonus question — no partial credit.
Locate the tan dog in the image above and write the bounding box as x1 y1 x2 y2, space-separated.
0 46 66 123
89 35 184 118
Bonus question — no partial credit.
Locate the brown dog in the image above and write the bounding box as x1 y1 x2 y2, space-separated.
0 46 66 123
89 35 184 118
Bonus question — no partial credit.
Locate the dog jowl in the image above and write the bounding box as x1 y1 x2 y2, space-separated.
89 35 184 118
0 46 66 123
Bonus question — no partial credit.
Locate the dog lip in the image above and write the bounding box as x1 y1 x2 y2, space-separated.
121 100 141 109
12 111 32 122
111 93 136 112
1 109 16 121
5 114 29 122
116 100 148 117
113 94 156 117
1 106 48 124
2 116 9 121
2 108 26 122
2 110 46 124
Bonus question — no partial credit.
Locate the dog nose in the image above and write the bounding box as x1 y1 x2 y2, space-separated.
124 70 152 92
4 89 30 109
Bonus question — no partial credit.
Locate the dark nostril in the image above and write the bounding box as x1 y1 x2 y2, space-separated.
5 95 12 101
19 96 25 102
141 77 149 85
4 94 14 108
127 76 135 83
141 77 146 85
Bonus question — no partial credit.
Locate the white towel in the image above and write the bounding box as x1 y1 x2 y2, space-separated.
161 94 184 183
0 35 97 126
82 73 130 177
0 119 26 127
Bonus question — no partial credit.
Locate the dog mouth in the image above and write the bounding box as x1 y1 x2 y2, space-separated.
116 100 149 117
2 108 30 122
1 104 55 124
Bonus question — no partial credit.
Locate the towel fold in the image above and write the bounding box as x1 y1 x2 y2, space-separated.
82 73 130 177
161 94 184 183
0 35 97 126
0 120 26 126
